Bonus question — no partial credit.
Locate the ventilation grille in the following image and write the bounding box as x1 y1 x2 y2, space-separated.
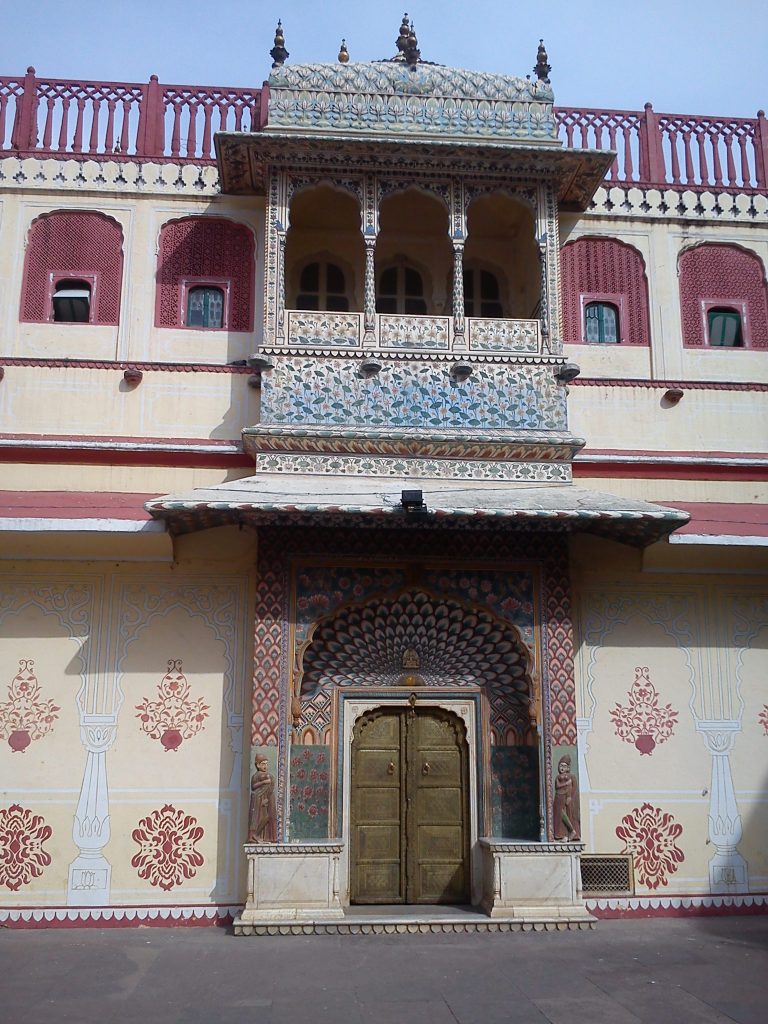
580 854 634 896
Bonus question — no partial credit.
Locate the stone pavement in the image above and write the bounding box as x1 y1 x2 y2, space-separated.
1 915 766 1024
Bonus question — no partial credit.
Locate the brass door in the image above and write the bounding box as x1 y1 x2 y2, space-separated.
350 708 470 905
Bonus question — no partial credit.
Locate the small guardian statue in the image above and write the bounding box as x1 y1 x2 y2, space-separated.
552 754 580 840
248 754 277 842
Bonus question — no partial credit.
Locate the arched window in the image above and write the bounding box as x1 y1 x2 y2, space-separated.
52 279 92 323
156 217 254 331
707 307 743 347
679 244 767 349
584 301 620 344
463 268 503 318
377 265 426 314
20 211 123 325
561 237 650 345
186 285 225 329
295 261 349 311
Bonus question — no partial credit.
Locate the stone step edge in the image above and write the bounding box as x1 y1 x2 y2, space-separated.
234 918 596 936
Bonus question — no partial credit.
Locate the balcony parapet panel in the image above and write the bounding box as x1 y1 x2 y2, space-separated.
277 311 542 357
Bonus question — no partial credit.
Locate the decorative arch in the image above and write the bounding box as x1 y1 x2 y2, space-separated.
678 242 768 348
20 210 124 325
155 216 255 331
561 236 650 345
295 589 537 744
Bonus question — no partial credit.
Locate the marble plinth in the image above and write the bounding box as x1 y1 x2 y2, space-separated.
479 839 593 921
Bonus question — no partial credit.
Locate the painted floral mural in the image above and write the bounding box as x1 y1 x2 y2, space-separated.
289 746 330 839
136 659 209 752
610 667 678 755
759 705 768 736
131 804 204 890
0 659 59 753
616 802 684 889
0 804 52 890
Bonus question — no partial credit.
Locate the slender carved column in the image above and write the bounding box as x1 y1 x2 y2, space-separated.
363 232 377 345
67 718 117 905
697 721 748 893
451 240 466 350
276 228 287 343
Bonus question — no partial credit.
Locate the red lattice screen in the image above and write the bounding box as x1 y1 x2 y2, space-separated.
561 237 650 345
155 217 254 331
20 211 123 324
679 244 768 348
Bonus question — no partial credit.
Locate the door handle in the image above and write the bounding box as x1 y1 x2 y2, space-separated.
387 760 395 775
422 761 430 775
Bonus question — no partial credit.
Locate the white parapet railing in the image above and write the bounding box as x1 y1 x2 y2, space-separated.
285 310 542 355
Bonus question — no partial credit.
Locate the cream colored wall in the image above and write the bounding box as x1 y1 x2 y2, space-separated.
571 538 768 897
0 527 256 908
560 214 768 385
0 189 266 363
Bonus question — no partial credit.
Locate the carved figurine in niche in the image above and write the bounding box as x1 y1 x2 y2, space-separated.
552 754 581 841
248 755 277 842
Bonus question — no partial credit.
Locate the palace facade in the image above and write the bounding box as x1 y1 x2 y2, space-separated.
1 20 767 931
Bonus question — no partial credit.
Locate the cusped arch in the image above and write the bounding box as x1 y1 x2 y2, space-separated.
561 235 650 345
297 589 536 742
677 241 768 348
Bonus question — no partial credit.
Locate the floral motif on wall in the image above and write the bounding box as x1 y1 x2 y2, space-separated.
135 660 209 752
0 659 60 753
131 804 204 891
0 804 52 890
616 802 684 890
289 746 330 840
610 666 678 755
759 705 768 736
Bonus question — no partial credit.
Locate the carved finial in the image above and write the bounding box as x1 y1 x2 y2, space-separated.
270 19 289 69
534 38 551 83
396 13 410 53
338 38 349 63
404 21 421 66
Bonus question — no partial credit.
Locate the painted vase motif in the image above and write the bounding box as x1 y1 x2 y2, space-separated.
136 660 209 751
610 667 678 755
0 660 59 752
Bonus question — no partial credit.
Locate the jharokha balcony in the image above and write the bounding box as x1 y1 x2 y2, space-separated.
2 67 767 193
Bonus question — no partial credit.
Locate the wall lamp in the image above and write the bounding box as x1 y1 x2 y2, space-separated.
248 355 275 389
401 489 426 514
555 362 581 384
450 361 474 382
663 387 684 405
123 367 143 386
358 358 383 379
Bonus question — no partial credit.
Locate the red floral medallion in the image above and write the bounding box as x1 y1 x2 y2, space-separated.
0 660 60 753
135 660 209 752
616 802 684 889
0 804 53 890
610 666 678 755
131 804 204 891
759 706 768 736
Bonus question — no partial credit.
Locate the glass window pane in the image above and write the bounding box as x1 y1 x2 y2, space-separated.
708 309 743 347
601 304 618 343
379 268 398 295
584 303 601 343
53 280 91 323
187 286 224 328
481 270 500 300
300 262 319 291
325 263 345 293
207 288 223 328
187 288 206 326
584 301 619 343
404 267 423 296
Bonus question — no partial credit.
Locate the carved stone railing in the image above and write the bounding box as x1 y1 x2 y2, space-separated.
2 68 766 193
282 310 542 355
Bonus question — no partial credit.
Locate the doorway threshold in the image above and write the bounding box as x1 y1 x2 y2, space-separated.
233 903 595 935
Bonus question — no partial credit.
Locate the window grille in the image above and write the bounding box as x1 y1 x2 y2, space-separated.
580 854 634 895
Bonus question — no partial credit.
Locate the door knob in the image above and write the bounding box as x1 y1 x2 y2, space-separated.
387 760 395 775
422 761 430 775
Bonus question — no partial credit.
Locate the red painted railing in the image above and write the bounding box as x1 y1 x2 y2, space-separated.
1 68 766 191
1 68 266 162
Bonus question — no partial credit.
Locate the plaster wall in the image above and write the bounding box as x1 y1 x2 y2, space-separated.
0 527 255 909
572 546 768 897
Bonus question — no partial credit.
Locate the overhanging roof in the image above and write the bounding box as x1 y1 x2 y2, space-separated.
215 131 614 210
145 475 689 547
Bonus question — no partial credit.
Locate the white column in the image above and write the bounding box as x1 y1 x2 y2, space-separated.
697 721 748 894
67 717 116 905
363 232 377 345
451 240 466 350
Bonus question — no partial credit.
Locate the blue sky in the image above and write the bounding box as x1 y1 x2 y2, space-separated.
1 1 766 117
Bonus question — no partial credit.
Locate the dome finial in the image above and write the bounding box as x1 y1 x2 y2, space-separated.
396 13 410 53
534 38 551 83
338 38 349 63
404 19 421 66
270 19 289 69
